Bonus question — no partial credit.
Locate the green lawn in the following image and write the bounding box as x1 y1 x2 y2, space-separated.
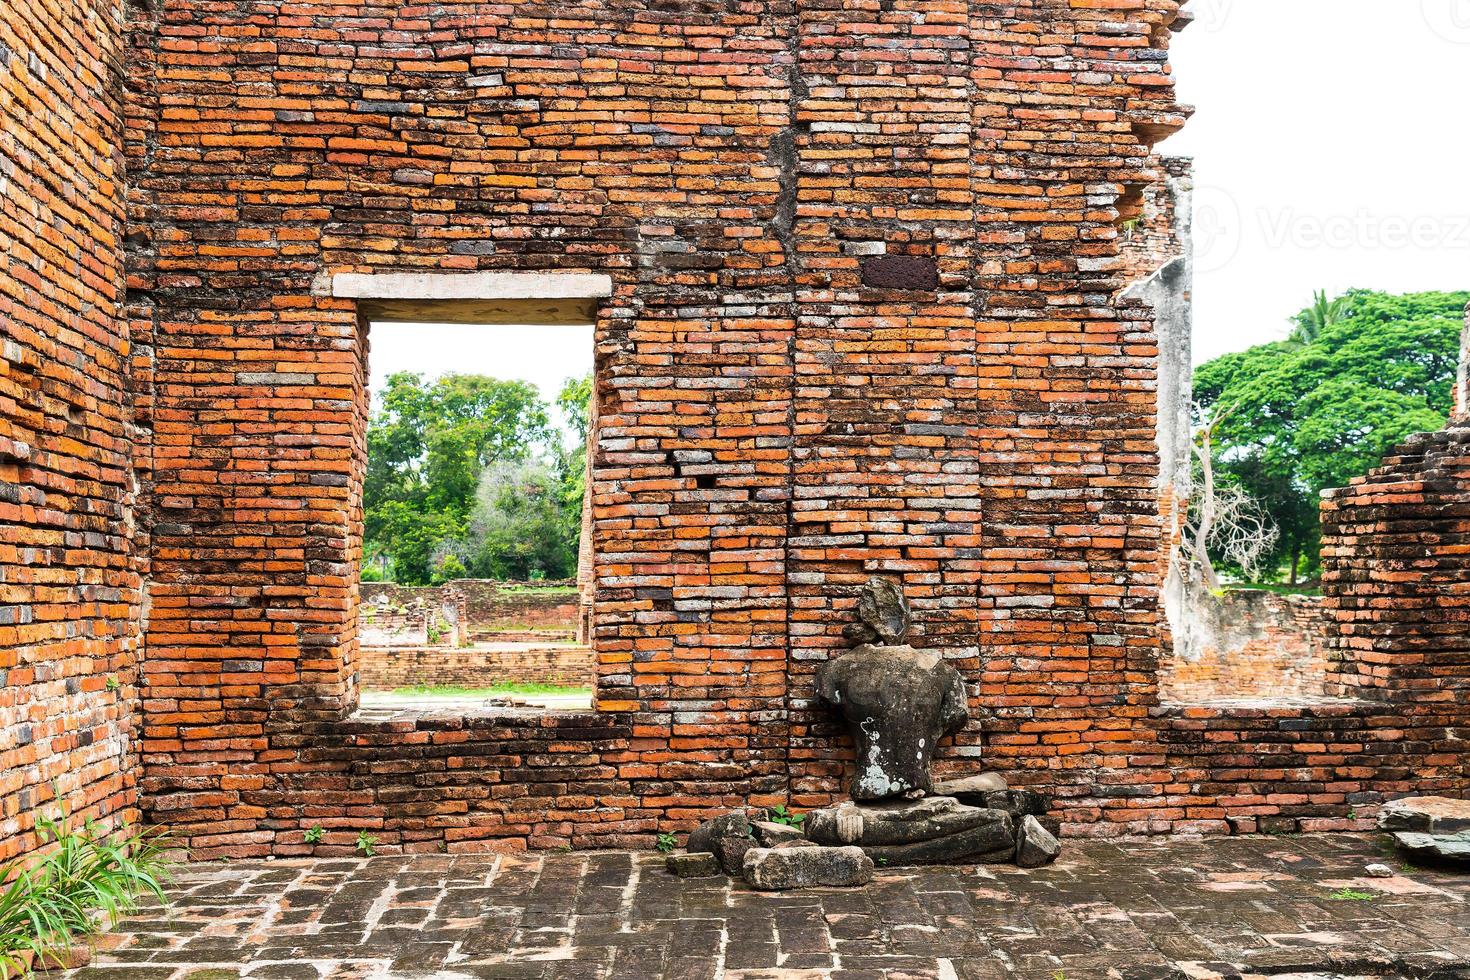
388 683 591 697
1224 583 1322 597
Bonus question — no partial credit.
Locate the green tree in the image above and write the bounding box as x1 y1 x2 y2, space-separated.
465 460 577 580
364 372 552 584
1194 289 1467 582
554 374 593 535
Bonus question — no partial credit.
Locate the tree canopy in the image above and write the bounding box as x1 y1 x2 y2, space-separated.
363 371 590 585
1193 288 1467 581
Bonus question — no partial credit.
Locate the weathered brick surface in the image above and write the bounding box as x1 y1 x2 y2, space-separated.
358 643 594 691
1322 419 1470 702
116 0 1196 855
0 0 140 861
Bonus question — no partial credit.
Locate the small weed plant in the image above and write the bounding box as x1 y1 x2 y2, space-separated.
1328 887 1376 901
768 805 804 829
0 812 174 978
655 833 678 854
303 826 324 845
355 832 378 857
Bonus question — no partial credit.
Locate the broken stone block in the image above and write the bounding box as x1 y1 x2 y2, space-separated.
1377 796 1470 835
750 820 804 847
805 797 1015 866
715 835 755 875
742 845 874 891
687 809 752 855
841 575 911 645
1014 815 1061 869
933 772 1008 798
665 852 722 878
1393 831 1470 865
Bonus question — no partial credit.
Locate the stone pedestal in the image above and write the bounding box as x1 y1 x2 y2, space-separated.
806 796 1019 866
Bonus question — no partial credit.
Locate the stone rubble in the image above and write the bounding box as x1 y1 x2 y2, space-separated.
1015 815 1063 869
1379 796 1470 867
741 845 874 891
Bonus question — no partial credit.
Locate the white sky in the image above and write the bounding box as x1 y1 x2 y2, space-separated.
1163 0 1470 364
368 321 595 439
368 2 1469 394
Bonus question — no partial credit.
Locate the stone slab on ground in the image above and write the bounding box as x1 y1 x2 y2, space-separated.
664 852 720 878
742 844 873 891
59 834 1470 979
1394 830 1470 865
1379 795 1470 834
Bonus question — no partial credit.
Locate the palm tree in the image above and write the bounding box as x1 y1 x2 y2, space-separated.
1289 289 1349 344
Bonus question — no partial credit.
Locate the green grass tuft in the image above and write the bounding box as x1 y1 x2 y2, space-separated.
1328 887 1376 901
0 813 175 978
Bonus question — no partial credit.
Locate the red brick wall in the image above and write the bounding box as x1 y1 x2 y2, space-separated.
101 0 1470 857
1154 699 1460 836
1322 420 1470 703
358 644 594 691
119 0 1194 855
453 581 578 637
0 0 139 861
1139 409 1470 837
278 712 640 854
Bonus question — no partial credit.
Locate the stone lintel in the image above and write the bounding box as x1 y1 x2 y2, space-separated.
333 271 613 325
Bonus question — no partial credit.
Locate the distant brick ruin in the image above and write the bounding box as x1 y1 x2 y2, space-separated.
4 0 1470 861
356 580 593 690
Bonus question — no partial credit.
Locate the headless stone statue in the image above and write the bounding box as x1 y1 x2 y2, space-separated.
677 576 1061 882
817 577 970 801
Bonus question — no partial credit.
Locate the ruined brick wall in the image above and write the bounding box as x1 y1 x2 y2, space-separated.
1119 154 1193 689
360 582 468 647
1160 591 1330 703
1120 156 1192 284
450 581 578 637
5 0 1462 863
357 643 594 691
1155 700 1455 836
0 0 138 860
283 711 636 855
359 580 575 646
121 0 1192 854
1322 420 1470 703
1149 352 1470 836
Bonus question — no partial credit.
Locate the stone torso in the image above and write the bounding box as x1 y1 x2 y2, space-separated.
817 644 970 800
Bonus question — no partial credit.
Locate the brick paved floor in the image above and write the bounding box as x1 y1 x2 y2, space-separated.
66 835 1470 980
